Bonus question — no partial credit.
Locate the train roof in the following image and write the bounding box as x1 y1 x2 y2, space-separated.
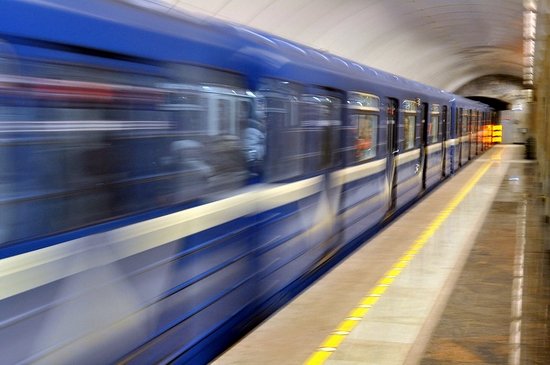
0 0 476 105
0 0 252 68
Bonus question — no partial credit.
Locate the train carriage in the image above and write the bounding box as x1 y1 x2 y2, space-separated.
0 1 491 364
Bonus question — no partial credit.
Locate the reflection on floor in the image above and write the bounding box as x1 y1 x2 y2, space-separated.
420 153 550 364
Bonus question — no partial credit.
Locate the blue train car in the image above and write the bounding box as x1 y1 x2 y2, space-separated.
448 95 491 173
0 1 491 364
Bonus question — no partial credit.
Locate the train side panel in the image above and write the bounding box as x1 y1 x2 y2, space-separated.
0 1 492 364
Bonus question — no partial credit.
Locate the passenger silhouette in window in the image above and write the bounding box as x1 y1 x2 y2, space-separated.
356 118 372 159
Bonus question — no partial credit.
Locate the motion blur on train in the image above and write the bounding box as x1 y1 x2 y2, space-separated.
0 0 493 364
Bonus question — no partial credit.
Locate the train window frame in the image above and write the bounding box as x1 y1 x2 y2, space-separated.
403 99 417 150
347 91 380 162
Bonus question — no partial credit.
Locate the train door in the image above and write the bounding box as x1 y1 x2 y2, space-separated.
475 110 481 155
483 111 491 151
420 102 429 191
462 109 470 164
470 110 479 158
467 109 473 160
455 108 462 167
450 102 456 174
301 87 343 256
387 98 398 212
301 87 342 175
441 105 448 177
259 79 302 182
472 110 476 156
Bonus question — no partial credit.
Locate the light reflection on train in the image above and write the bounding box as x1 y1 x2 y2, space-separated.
0 1 493 364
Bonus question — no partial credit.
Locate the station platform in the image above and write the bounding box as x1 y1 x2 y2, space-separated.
211 144 550 365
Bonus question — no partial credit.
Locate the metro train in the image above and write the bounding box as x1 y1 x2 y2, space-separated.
0 1 493 364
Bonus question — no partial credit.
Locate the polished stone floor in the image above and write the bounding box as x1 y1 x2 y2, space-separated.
212 145 550 365
420 154 550 364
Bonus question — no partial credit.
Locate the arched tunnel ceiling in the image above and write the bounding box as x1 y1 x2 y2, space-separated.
132 0 525 93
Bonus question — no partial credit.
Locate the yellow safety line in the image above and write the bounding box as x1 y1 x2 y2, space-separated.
303 158 496 365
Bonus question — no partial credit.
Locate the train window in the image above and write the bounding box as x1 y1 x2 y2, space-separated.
0 40 18 76
348 92 380 111
0 59 257 245
442 105 449 140
429 104 440 144
236 98 265 175
164 83 255 199
259 78 303 182
462 110 469 136
169 91 208 133
169 63 247 89
350 114 378 161
403 99 417 150
301 95 341 125
460 108 462 138
347 92 380 161
301 94 341 172
217 99 231 134
0 59 175 244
